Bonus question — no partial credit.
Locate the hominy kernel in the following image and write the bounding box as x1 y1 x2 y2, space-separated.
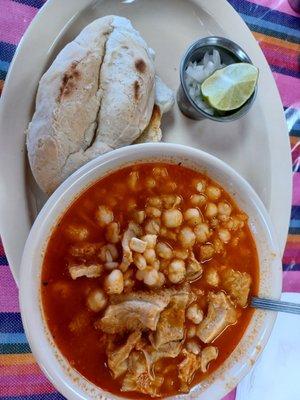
200 244 215 261
147 196 162 209
144 269 159 286
195 180 206 193
184 208 202 225
95 205 114 227
186 304 203 324
146 206 162 218
86 289 107 312
105 222 120 244
162 209 183 228
178 226 196 248
205 203 218 218
218 228 231 243
218 202 232 216
168 259 186 283
190 194 207 207
104 270 124 294
143 248 156 264
133 253 147 270
145 177 156 189
128 221 142 236
186 340 201 355
184 208 200 219
141 234 157 249
206 186 221 200
153 167 168 179
144 219 161 234
129 237 147 253
132 210 145 224
161 194 182 209
156 242 172 259
128 171 139 191
194 223 210 243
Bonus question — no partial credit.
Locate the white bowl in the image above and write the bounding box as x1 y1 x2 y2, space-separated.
19 143 282 400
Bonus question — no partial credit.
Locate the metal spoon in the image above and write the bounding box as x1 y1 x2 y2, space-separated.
251 297 300 315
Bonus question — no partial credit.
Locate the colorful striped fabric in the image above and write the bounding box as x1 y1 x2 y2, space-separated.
0 0 299 399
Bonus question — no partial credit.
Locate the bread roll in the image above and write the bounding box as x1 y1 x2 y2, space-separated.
27 16 171 194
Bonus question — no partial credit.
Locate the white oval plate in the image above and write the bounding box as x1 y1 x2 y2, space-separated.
0 0 292 284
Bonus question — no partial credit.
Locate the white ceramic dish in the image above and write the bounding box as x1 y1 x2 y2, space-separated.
0 0 292 284
19 143 282 400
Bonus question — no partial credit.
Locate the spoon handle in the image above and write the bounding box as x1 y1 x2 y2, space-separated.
251 297 300 315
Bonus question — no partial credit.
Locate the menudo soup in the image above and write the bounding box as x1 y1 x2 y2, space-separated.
41 163 259 398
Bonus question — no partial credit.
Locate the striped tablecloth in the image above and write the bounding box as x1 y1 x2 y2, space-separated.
0 1 299 399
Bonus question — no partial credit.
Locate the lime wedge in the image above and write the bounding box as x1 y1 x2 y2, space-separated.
201 63 258 112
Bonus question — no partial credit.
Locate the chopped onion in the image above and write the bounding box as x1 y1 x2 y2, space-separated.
184 49 225 115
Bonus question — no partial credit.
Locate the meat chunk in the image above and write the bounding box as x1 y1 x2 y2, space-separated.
68 263 102 279
221 268 252 307
141 340 182 376
69 242 101 258
119 226 135 271
109 286 180 307
107 331 142 378
186 252 203 281
96 290 170 334
178 350 201 392
153 285 195 348
65 224 89 241
197 292 237 343
97 300 167 334
200 346 218 373
121 351 163 397
151 341 182 361
120 222 141 271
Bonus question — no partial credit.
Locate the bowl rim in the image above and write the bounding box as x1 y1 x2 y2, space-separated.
19 143 282 400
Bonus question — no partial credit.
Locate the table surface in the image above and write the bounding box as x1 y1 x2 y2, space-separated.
0 1 299 399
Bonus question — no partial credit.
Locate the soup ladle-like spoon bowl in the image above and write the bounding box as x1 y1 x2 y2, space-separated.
251 297 300 315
